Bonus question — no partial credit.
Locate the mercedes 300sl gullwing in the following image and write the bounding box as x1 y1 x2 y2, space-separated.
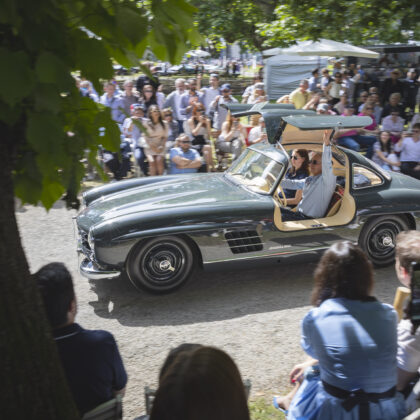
76 104 420 293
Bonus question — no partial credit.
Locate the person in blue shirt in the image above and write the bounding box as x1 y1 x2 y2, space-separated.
35 263 127 416
169 134 203 174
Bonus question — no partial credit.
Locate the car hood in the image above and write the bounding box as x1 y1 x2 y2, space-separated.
77 174 268 231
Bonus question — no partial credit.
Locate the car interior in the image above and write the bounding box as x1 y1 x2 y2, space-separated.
272 139 357 232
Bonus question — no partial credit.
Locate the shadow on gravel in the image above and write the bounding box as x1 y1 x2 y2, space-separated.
87 252 323 327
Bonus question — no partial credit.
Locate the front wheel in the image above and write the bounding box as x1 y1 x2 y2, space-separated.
358 215 409 267
126 236 195 294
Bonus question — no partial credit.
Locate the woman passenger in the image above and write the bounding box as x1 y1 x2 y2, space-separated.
284 149 309 207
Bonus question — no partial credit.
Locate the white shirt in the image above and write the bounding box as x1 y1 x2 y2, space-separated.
382 115 404 133
201 87 220 114
397 319 420 373
248 126 267 144
174 90 184 120
394 137 420 162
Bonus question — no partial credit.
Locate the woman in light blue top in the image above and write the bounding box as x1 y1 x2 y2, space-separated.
276 241 405 420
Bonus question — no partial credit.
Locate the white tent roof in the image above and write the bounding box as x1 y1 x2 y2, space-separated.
263 39 379 59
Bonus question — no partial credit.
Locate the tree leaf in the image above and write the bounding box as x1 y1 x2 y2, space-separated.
35 52 74 91
115 6 148 46
0 48 35 106
34 84 62 114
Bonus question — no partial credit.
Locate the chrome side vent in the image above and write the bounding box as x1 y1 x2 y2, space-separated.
225 230 263 254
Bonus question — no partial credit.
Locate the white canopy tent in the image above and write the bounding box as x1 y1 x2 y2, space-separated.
186 49 210 58
264 55 328 100
263 39 379 59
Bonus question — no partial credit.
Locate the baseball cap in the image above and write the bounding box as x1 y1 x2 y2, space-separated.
254 82 264 90
131 103 146 112
317 103 329 112
221 83 231 91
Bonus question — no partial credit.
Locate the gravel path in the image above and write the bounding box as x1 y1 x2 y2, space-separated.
16 201 400 418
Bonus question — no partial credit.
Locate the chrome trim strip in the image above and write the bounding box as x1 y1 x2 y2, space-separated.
79 258 120 280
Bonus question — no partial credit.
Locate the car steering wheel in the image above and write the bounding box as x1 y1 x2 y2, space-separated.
277 183 288 207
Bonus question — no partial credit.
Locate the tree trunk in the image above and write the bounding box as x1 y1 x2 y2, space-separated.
0 124 79 418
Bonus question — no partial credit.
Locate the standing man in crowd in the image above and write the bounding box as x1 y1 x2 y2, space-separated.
404 69 419 121
289 80 310 110
164 78 187 133
308 68 320 94
180 78 203 121
169 134 203 174
100 82 125 124
119 80 139 118
200 73 221 123
35 263 127 416
209 83 238 136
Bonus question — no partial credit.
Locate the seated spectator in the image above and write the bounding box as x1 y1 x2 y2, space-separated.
241 75 263 103
162 108 179 151
276 94 291 104
316 103 334 115
248 117 268 145
307 68 320 93
150 346 250 420
169 134 203 174
395 231 420 415
410 113 420 132
324 72 344 106
320 68 331 91
186 103 214 172
372 131 400 171
217 114 247 162
246 82 267 104
382 109 405 144
274 241 406 419
394 124 420 179
35 263 127 416
144 105 168 176
289 79 310 109
381 92 406 122
333 94 348 115
302 93 322 111
358 103 379 136
284 149 309 207
139 84 158 113
355 90 368 114
381 68 404 105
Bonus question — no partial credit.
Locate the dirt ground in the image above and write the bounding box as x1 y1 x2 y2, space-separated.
16 201 400 419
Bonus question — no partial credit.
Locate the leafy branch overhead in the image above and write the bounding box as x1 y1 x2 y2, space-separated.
0 0 199 210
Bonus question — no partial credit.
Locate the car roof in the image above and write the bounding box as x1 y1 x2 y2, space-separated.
223 103 372 144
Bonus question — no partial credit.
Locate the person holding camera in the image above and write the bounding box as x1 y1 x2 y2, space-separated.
217 114 247 162
185 103 214 172
395 230 420 413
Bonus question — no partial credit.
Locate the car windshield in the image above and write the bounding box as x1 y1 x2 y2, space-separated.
226 149 285 194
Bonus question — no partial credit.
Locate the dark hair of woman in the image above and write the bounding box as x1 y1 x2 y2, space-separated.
311 241 374 307
150 346 250 420
147 105 165 129
191 102 205 124
379 131 392 154
289 149 309 176
141 84 157 108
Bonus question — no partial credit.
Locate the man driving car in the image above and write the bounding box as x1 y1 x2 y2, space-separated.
279 130 336 221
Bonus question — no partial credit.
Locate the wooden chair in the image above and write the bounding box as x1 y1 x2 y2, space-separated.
82 395 123 420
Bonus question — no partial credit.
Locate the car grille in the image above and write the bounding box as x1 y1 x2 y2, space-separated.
80 230 91 251
224 230 263 254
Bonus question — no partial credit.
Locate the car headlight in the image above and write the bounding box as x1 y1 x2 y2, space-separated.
88 229 95 250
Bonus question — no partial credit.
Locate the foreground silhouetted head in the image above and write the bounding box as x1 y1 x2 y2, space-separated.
34 262 75 328
151 346 250 420
311 241 374 306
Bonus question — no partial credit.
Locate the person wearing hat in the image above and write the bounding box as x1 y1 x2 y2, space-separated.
209 83 238 135
381 69 404 106
316 103 331 115
246 82 267 104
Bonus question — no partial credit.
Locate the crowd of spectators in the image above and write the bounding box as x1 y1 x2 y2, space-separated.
76 59 419 182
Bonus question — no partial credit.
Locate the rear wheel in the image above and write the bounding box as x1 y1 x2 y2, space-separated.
359 215 409 267
126 236 195 294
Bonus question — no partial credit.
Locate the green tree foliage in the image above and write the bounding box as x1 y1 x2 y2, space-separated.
1 0 200 210
259 0 420 47
0 0 198 417
192 0 277 51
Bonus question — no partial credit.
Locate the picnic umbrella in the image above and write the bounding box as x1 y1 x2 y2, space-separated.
263 39 379 59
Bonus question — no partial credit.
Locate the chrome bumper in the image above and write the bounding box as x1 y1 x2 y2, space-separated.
79 257 121 280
